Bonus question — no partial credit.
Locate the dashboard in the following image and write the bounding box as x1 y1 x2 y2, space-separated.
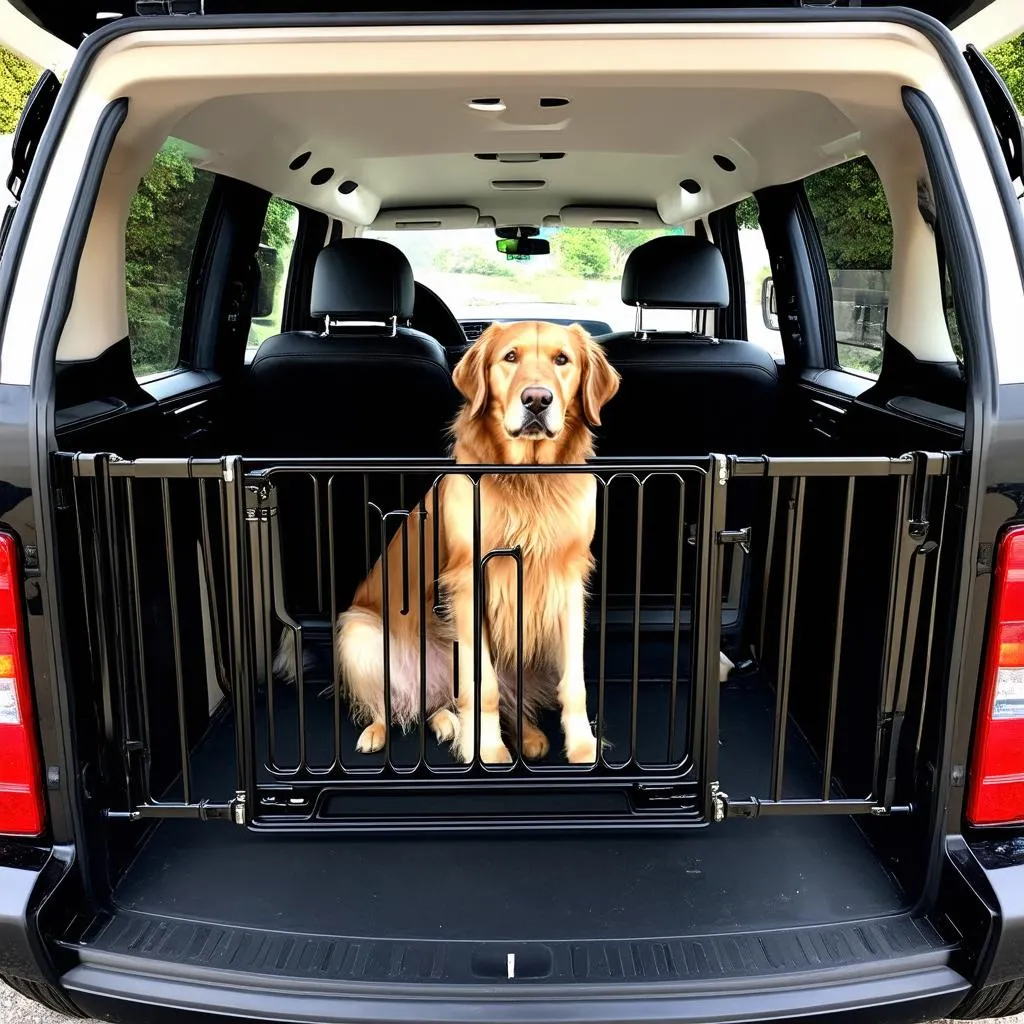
458 317 613 341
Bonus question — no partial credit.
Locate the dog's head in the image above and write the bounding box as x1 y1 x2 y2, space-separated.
452 321 619 444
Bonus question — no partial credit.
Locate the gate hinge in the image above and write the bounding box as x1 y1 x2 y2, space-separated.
244 483 277 522
231 790 246 826
136 1 205 15
717 527 751 555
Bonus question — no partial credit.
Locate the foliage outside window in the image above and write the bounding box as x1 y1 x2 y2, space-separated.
0 48 39 134
738 157 892 376
125 140 215 377
247 198 299 352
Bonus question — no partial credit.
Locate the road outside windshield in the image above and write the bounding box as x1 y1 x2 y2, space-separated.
364 226 781 356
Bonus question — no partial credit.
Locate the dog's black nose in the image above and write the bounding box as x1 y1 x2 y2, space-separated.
521 387 553 414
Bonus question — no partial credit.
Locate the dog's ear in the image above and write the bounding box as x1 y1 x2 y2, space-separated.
573 325 620 427
452 324 500 418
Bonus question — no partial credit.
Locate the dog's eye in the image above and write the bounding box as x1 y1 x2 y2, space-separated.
503 350 517 363
554 352 569 366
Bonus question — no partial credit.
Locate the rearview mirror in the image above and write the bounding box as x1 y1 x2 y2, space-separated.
253 244 279 319
761 276 779 331
497 236 550 259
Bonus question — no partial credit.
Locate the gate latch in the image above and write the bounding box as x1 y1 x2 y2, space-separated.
717 526 751 555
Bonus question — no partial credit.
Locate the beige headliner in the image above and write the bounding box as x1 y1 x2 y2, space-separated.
92 21 946 229
13 20 989 369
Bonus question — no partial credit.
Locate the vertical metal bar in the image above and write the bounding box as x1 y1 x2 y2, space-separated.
769 475 805 803
161 477 191 805
418 495 428 766
379 508 393 766
668 475 686 763
88 457 119 752
432 476 443 616
223 458 255 823
916 476 950 759
258 486 277 771
821 477 854 800
758 476 780 660
516 547 524 767
695 456 728 811
70 473 99 693
328 475 341 769
473 478 483 765
596 478 610 761
198 480 227 697
363 473 372 578
878 476 913 716
872 476 914 799
124 477 153 800
629 477 645 763
311 474 323 614
400 474 410 615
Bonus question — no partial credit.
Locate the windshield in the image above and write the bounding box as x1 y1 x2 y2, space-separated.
363 226 695 332
364 225 781 355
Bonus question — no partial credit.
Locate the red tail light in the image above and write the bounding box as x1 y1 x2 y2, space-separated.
0 533 43 836
967 525 1024 826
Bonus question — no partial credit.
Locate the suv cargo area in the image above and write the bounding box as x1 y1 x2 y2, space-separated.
4 6 1024 1024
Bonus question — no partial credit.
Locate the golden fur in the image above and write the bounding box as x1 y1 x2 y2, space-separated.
277 320 619 763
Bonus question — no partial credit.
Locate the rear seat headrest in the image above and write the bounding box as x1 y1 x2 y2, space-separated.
310 238 416 323
621 235 730 309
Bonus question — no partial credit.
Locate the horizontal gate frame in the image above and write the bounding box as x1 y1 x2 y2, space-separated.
57 449 955 833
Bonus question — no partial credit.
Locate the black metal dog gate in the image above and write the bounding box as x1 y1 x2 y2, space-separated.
55 450 955 832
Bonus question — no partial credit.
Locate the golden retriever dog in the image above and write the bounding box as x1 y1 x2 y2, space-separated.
275 320 733 763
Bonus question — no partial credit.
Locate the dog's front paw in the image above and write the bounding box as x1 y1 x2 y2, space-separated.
428 709 460 744
566 733 598 765
480 742 513 765
521 723 550 761
356 722 386 753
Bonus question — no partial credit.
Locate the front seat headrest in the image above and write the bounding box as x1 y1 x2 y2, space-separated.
310 238 416 323
621 235 730 309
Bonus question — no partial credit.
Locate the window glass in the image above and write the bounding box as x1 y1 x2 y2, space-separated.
247 198 299 356
803 156 892 377
735 200 782 359
363 226 689 334
125 139 215 378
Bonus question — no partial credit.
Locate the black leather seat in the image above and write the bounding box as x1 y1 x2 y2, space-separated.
242 238 460 618
594 235 781 653
245 238 458 458
596 234 780 458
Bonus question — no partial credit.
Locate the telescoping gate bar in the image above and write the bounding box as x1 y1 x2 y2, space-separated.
55 449 956 832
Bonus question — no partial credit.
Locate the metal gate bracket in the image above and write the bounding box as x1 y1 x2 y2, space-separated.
232 791 246 826
717 526 751 554
711 782 728 822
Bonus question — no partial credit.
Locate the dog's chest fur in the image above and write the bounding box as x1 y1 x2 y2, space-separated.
478 472 596 671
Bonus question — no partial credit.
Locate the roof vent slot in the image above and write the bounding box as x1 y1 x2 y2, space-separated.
491 179 547 191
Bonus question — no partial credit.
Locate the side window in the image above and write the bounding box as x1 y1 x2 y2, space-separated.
126 139 215 378
803 156 892 377
246 198 299 356
734 200 782 359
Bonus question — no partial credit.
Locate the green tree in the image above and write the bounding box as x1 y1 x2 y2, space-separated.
125 140 215 375
986 33 1024 113
552 227 612 279
0 48 39 135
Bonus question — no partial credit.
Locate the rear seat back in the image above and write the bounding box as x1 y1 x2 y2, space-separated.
242 238 459 619
595 235 781 646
